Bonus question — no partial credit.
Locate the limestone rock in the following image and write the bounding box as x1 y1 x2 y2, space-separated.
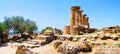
99 34 107 40
54 28 63 35
16 45 25 54
72 37 78 42
43 29 54 36
57 41 80 54
78 40 92 52
80 36 87 41
111 36 119 40
95 45 120 54
53 40 62 49
67 37 73 41
24 49 33 54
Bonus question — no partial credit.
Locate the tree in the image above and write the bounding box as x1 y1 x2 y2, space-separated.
3 17 13 33
26 19 38 35
0 22 5 34
12 16 26 33
3 16 38 35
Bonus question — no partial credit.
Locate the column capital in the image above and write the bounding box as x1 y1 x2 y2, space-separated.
71 6 80 10
83 14 87 17
78 10 83 13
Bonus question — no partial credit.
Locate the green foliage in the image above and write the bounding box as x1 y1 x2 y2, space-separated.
26 20 38 34
115 43 120 47
0 23 5 34
3 16 38 34
102 42 107 45
3 17 13 32
41 26 53 33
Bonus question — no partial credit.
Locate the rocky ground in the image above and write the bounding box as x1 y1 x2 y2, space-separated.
0 33 120 54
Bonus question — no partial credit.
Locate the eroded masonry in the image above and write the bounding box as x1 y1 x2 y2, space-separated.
64 6 90 35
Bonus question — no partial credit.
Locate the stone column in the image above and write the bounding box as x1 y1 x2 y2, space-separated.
84 17 88 26
70 6 75 35
82 14 87 26
78 10 83 26
64 26 70 34
70 6 80 35
87 17 90 28
70 7 76 26
75 8 80 26
86 17 90 32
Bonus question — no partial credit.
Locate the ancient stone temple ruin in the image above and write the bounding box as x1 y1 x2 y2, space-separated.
64 6 90 35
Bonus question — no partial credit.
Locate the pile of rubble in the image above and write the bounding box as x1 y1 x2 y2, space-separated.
95 45 120 54
53 40 92 54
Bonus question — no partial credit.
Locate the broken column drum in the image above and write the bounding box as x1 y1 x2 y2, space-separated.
64 26 70 34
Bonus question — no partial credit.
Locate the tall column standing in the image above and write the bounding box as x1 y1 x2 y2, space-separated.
78 10 83 26
70 6 75 34
82 14 87 26
75 7 80 26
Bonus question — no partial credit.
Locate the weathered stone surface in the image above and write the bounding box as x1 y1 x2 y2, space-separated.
54 28 63 35
80 36 87 41
101 26 120 34
57 41 80 54
16 45 25 54
64 26 70 34
95 45 120 54
72 37 78 42
36 35 56 45
67 37 73 41
43 29 54 36
78 40 92 52
111 36 119 40
24 48 33 54
78 10 83 25
99 34 108 40
53 40 62 49
64 6 90 35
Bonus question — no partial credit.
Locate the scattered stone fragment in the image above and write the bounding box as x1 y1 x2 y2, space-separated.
99 34 107 40
78 40 92 52
72 37 78 42
53 40 62 49
67 37 73 41
111 36 119 40
95 45 120 54
80 36 87 41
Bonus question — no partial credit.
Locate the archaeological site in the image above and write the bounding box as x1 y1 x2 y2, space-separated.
0 6 120 54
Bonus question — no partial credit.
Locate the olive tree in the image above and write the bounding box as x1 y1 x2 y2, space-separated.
3 16 38 35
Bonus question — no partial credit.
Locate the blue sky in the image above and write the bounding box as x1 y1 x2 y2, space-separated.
0 0 120 31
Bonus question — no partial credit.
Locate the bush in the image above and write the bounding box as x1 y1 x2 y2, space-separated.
102 42 107 45
41 26 53 33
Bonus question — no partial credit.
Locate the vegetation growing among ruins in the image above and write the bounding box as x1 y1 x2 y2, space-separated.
41 26 53 33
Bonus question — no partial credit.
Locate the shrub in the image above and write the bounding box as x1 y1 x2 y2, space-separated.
41 26 53 33
102 42 107 45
